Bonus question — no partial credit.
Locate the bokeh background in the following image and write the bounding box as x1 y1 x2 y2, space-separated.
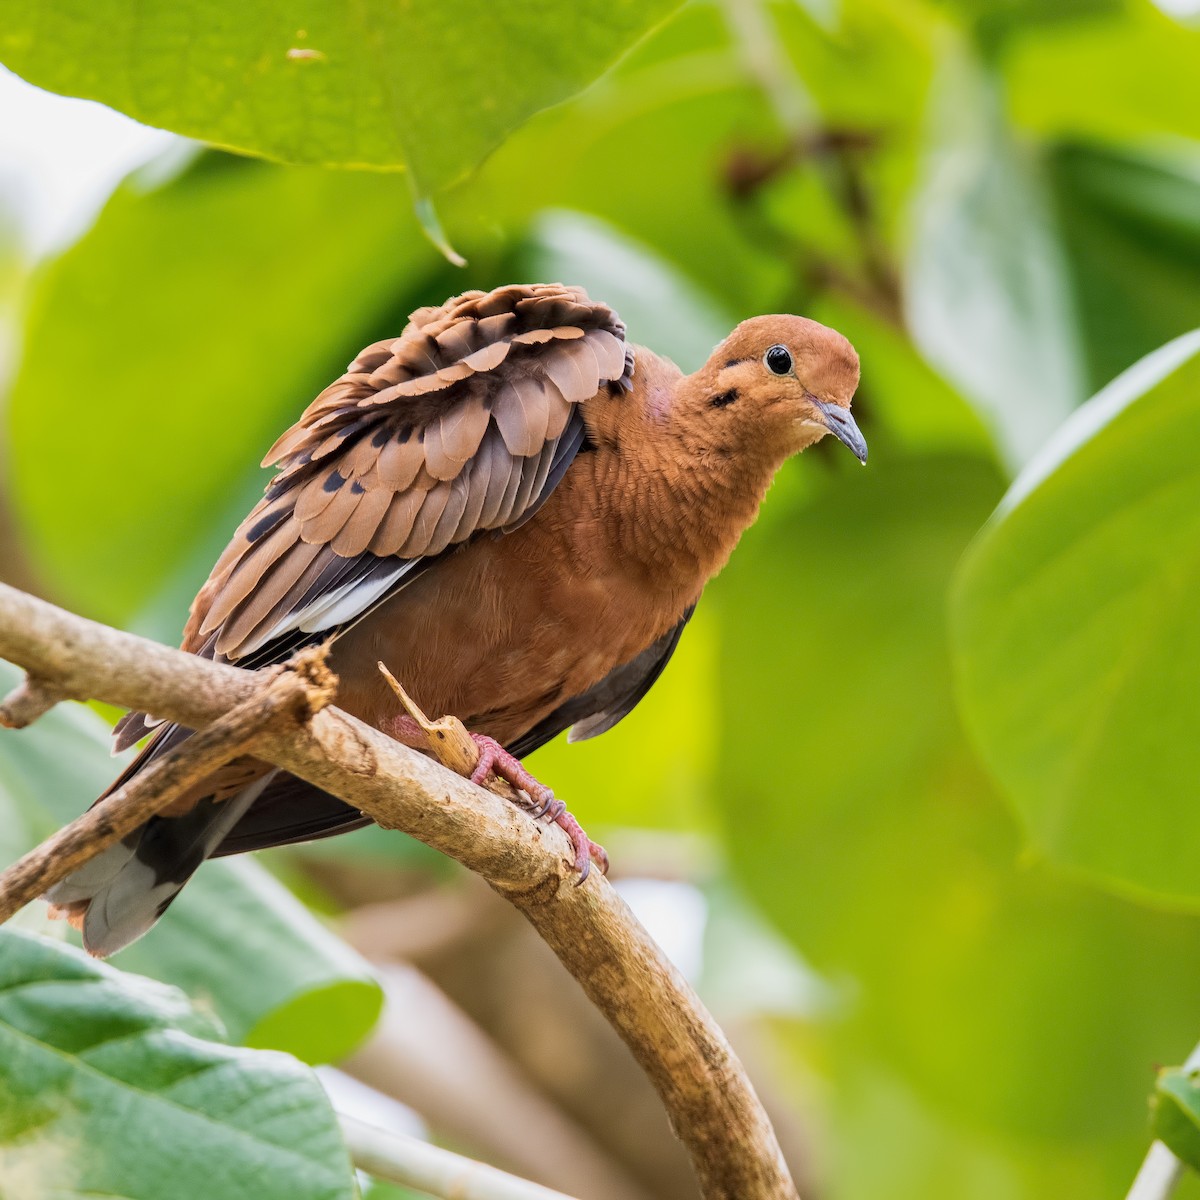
3 2 1200 1197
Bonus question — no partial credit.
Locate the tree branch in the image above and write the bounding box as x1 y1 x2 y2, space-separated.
1125 1041 1200 1200
0 581 800 1200
340 1113 580 1200
0 658 329 923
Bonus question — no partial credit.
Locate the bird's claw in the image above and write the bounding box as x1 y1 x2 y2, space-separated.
467 734 607 882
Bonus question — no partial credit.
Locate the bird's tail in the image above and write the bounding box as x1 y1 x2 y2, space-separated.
45 725 275 958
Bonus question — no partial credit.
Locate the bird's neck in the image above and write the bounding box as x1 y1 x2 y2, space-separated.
583 351 787 600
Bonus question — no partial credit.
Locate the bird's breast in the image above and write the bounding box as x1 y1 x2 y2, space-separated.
330 456 696 748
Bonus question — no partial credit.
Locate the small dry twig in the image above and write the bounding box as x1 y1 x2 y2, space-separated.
0 674 69 728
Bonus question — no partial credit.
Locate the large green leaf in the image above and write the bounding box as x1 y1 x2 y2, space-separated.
0 2 681 194
1048 140 1200 395
0 929 354 1200
7 153 439 632
0 659 382 1063
439 2 786 315
952 330 1200 904
906 45 1084 470
114 860 382 1064
713 453 1200 1150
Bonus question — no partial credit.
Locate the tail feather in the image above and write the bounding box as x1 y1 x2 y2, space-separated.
49 711 373 957
45 718 278 956
81 779 271 957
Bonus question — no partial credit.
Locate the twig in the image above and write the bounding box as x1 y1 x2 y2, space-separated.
340 1113 579 1200
0 581 800 1200
0 674 69 728
0 656 328 923
1127 1144 1185 1200
1125 1041 1200 1200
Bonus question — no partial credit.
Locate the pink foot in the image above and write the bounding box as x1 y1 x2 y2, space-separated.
469 735 608 883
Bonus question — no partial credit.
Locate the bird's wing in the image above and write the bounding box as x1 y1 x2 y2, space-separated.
190 283 630 662
505 605 695 760
113 283 630 750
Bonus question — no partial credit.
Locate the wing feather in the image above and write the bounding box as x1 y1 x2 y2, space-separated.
174 283 631 670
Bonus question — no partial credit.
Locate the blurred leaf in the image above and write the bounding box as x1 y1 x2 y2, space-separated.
521 209 734 372
0 659 382 1063
700 880 834 1019
528 606 720 834
1154 1065 1200 1172
442 4 787 314
0 929 354 1200
0 2 682 195
714 453 1200 1150
825 1058 1147 1200
952 330 1200 905
115 860 382 1064
1007 0 1200 144
906 44 1084 470
811 294 995 459
941 0 1122 51
8 153 438 630
773 0 937 252
1048 140 1200 393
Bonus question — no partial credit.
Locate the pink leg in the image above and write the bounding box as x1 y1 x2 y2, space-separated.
380 713 431 751
469 735 608 883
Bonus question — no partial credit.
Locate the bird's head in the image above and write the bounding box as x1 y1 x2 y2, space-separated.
696 315 865 463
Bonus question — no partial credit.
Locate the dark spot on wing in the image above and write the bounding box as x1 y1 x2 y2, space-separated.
264 475 292 502
246 506 289 544
324 470 346 493
350 481 366 495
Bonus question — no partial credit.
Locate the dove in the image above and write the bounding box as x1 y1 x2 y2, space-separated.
47 282 864 956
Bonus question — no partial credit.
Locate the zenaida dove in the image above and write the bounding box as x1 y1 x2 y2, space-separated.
47 283 864 956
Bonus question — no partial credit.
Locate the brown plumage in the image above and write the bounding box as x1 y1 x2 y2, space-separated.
47 283 864 957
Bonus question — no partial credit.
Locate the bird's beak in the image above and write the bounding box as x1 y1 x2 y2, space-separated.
815 399 868 464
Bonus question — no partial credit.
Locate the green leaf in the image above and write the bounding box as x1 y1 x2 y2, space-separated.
941 0 1121 53
906 44 1084 470
527 605 720 835
1154 1065 1200 1173
7 153 439 631
441 2 786 316
0 928 354 1200
951 330 1200 905
826 1056 1146 1200
0 659 382 1062
0 2 682 194
114 860 382 1064
714 453 1200 1145
1007 1 1200 146
1047 140 1200 395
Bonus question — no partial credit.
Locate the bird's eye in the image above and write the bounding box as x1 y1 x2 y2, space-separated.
764 344 793 376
